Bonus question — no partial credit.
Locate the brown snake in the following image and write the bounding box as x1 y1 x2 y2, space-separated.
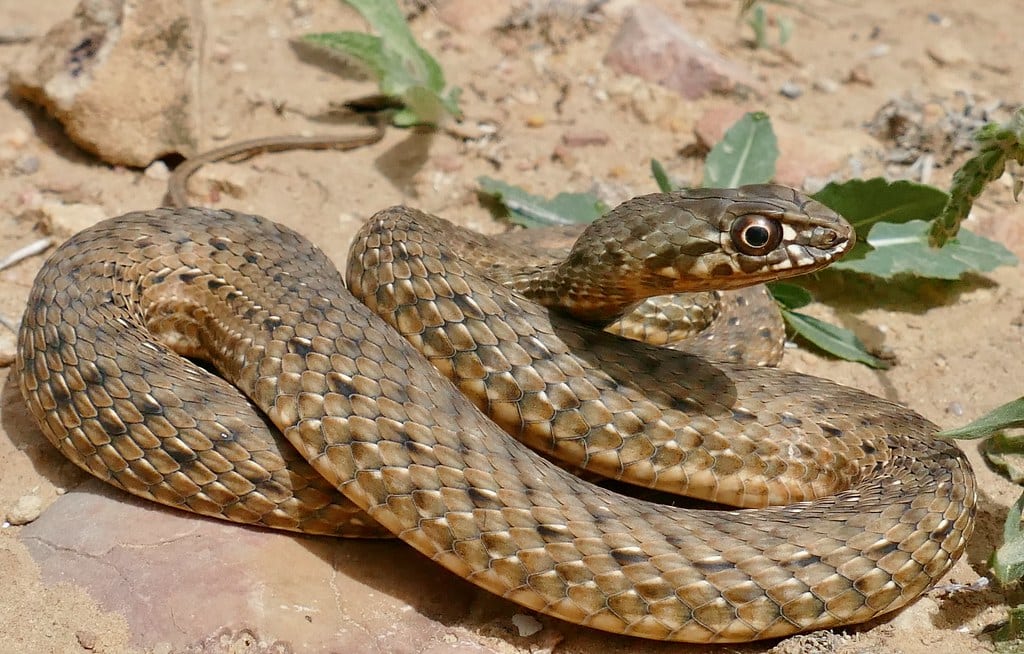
16 185 976 643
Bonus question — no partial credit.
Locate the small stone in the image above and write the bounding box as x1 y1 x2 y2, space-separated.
2 128 30 148
75 629 97 650
511 613 543 637
946 402 964 417
210 41 232 63
40 202 108 235
604 3 761 100
847 65 873 85
210 123 234 141
525 114 546 128
867 43 891 58
144 160 170 180
779 82 803 99
190 162 253 202
7 494 44 525
151 643 172 654
14 155 39 175
560 128 610 147
812 78 839 93
436 0 506 34
433 154 462 173
926 40 973 66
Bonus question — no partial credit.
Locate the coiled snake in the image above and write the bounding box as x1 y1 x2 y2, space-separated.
16 185 976 643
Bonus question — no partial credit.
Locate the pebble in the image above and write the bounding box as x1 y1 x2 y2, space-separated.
7 494 44 525
144 160 170 181
560 128 610 147
14 155 39 175
812 78 839 93
867 43 891 58
1 128 29 148
75 630 97 650
525 114 546 128
779 82 803 99
511 613 543 637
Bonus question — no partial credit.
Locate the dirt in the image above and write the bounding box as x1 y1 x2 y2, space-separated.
0 0 1023 653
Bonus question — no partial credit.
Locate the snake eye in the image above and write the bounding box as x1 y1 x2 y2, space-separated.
730 214 783 256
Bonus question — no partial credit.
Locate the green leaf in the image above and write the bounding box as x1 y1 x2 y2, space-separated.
768 282 812 309
703 112 778 187
651 159 675 192
343 0 441 89
992 490 1024 584
812 178 949 249
781 308 889 368
478 177 608 227
832 219 1017 279
301 32 388 78
982 432 1024 486
301 0 460 125
932 107 1024 246
994 604 1024 651
940 397 1024 439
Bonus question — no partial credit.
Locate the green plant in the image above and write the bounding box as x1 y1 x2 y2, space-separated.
301 0 461 126
740 1 794 49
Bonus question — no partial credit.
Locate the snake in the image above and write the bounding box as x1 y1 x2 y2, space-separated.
15 184 976 643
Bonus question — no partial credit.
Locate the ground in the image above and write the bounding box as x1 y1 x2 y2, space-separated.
0 1 1022 653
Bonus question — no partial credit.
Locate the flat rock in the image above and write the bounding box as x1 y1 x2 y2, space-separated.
17 480 530 653
9 0 200 167
603 3 761 100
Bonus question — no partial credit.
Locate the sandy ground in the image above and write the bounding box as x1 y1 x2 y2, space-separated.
1 0 1023 652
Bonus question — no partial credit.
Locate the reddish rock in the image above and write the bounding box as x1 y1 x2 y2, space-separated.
19 481 508 653
603 3 761 100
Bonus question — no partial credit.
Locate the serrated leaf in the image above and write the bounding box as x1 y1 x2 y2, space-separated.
832 220 1017 279
812 178 949 248
992 490 1024 584
478 177 607 227
940 397 1024 439
703 112 778 187
781 309 889 368
768 282 812 309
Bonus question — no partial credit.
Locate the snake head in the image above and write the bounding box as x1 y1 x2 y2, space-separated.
580 184 853 288
551 185 853 321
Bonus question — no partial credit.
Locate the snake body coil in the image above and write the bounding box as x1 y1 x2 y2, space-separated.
16 186 976 643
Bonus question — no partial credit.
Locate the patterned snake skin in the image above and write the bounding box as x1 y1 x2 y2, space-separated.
16 185 976 642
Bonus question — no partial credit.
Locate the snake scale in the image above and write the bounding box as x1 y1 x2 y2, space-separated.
16 185 976 643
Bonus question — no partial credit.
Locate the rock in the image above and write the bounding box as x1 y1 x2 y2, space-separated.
560 128 611 147
39 201 108 235
75 629 97 650
6 494 44 525
9 0 200 167
779 82 803 99
189 162 254 204
143 160 170 181
436 0 507 34
511 614 543 637
927 40 973 66
603 3 760 100
18 481 513 652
